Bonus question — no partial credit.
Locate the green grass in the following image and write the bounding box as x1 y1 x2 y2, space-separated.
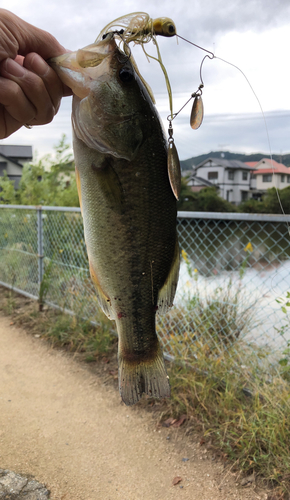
42 311 116 359
0 287 117 360
160 332 290 497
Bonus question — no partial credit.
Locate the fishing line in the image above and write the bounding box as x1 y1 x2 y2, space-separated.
176 34 290 299
175 34 289 234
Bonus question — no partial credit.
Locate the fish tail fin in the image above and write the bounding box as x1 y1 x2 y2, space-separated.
118 348 170 406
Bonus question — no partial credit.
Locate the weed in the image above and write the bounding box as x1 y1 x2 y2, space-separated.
158 247 257 359
162 343 290 497
38 256 55 312
275 292 290 382
43 311 116 358
2 289 16 315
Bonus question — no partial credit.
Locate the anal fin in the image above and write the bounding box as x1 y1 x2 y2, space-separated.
157 238 180 315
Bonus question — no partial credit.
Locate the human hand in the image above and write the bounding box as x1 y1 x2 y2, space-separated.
0 9 72 138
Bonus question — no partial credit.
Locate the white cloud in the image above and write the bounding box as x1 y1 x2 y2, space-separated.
1 0 289 160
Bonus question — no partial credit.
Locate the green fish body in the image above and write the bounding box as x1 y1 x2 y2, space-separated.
50 34 179 405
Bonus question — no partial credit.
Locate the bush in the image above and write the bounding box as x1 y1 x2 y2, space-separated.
178 184 237 212
1 135 79 207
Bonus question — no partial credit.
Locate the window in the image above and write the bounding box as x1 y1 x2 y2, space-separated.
208 171 218 180
228 170 234 180
262 174 272 182
242 171 248 181
241 191 248 201
281 174 285 183
287 175 290 183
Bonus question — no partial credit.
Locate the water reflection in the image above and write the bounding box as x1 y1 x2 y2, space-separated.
177 219 290 350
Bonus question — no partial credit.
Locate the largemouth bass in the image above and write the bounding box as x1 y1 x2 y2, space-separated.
50 33 179 406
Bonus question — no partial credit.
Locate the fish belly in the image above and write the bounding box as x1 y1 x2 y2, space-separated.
73 121 178 406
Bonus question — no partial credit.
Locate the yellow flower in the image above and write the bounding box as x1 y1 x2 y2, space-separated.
23 216 28 223
194 268 198 273
181 249 189 263
59 249 64 253
244 242 253 253
4 233 8 238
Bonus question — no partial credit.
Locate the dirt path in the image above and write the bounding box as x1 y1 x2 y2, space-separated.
0 315 268 500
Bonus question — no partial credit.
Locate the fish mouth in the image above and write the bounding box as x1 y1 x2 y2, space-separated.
49 33 127 98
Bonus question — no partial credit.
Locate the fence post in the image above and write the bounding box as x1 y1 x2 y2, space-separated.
37 206 43 286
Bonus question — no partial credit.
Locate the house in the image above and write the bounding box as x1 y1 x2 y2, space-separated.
186 174 216 193
246 158 290 192
0 144 33 189
192 158 256 205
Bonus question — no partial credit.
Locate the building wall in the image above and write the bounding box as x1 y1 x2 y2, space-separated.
255 173 290 190
0 156 23 176
196 164 253 204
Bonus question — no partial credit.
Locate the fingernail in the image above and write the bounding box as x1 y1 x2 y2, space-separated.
4 58 25 77
30 54 49 77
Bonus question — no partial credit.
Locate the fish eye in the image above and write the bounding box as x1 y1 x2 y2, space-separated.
119 67 134 83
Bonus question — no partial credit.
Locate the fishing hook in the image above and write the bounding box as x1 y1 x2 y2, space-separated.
103 30 132 63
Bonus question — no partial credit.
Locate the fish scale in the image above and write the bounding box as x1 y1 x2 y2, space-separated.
50 33 179 406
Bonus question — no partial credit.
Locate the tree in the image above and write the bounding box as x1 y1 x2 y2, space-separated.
15 135 79 207
238 187 290 214
0 171 17 204
177 177 198 211
261 187 290 214
177 180 237 212
237 199 265 213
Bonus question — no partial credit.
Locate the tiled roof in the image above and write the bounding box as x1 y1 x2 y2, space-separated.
189 175 214 187
253 158 288 170
0 144 32 159
196 158 255 170
245 161 259 168
253 166 290 174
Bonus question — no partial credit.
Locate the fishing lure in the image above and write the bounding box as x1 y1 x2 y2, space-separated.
96 12 182 200
96 13 176 118
96 12 177 43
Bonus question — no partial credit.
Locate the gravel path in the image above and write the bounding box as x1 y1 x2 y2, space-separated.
0 315 269 499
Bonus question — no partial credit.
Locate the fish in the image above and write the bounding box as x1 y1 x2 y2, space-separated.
50 32 180 406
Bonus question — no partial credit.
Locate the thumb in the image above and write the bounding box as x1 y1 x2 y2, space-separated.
0 9 67 62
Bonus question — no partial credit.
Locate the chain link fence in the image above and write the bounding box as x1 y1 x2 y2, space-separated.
1 205 290 364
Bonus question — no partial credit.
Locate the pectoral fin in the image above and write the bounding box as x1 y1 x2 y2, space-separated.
91 159 125 214
157 238 180 314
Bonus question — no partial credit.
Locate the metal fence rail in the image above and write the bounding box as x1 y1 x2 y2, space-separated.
1 205 290 363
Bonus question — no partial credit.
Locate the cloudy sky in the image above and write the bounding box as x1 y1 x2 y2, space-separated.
1 0 290 161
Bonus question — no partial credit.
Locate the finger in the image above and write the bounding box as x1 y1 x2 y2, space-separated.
0 9 67 61
0 57 57 126
24 52 71 109
0 77 36 138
